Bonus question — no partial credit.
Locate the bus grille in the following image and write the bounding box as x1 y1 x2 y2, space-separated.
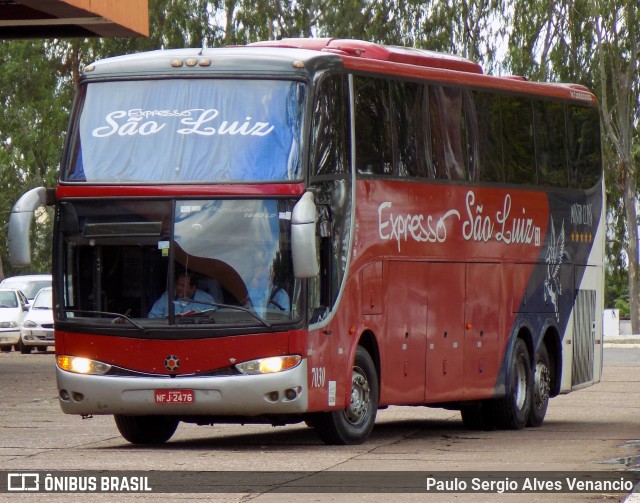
572 289 596 387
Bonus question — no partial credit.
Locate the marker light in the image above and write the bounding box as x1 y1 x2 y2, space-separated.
235 355 302 375
57 355 111 375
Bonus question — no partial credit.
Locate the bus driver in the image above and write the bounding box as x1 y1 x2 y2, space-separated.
148 271 218 318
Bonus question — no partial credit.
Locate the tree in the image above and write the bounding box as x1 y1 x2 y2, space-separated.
594 1 640 330
0 41 71 279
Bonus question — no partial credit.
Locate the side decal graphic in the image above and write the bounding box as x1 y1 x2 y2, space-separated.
544 219 565 322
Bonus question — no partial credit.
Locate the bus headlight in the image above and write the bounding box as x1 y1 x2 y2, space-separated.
235 355 301 375
57 355 111 375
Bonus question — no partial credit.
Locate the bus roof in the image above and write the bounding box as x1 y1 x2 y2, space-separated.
249 38 484 74
82 39 597 105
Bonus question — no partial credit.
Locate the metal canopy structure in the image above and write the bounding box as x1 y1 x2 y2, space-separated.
0 0 148 39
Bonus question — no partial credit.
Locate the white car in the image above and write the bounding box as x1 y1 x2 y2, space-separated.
20 287 54 354
0 288 29 352
0 274 52 301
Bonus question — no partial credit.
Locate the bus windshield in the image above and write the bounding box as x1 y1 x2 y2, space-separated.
65 79 306 183
59 198 301 328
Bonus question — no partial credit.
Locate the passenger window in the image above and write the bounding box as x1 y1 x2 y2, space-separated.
354 76 393 175
534 100 568 187
429 86 467 180
567 105 601 189
472 91 504 182
502 96 536 185
310 74 350 177
390 80 428 178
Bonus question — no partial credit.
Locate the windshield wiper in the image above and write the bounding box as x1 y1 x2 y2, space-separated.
173 299 272 329
66 309 147 331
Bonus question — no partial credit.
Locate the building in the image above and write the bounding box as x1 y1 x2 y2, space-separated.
0 0 148 39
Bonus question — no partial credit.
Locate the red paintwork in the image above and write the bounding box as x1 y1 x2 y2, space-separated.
249 38 595 104
56 183 307 199
251 38 483 74
304 181 549 410
57 329 307 375
353 180 549 264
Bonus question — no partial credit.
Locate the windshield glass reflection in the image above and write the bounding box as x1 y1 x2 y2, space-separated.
60 199 301 329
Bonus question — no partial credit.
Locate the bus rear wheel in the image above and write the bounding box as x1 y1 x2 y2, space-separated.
314 346 378 445
528 345 551 427
492 338 531 429
114 414 179 444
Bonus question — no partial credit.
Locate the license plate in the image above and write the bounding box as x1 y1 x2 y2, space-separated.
154 389 194 404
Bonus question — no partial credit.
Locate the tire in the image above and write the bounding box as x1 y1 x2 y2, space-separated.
528 345 551 427
20 343 33 354
114 415 179 444
0 345 11 353
314 346 378 445
492 338 532 430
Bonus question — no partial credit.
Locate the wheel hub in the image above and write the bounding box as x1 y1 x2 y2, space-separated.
344 366 370 425
534 362 550 408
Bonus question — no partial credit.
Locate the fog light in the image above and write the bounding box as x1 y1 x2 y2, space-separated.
59 389 69 400
72 392 84 402
269 391 279 401
285 388 297 400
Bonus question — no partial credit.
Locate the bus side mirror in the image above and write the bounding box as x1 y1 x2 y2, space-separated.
291 191 319 278
8 187 48 267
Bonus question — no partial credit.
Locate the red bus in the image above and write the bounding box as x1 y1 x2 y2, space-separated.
9 38 604 445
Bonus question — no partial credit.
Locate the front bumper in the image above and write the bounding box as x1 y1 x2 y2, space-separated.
21 329 55 347
0 330 20 346
57 359 308 416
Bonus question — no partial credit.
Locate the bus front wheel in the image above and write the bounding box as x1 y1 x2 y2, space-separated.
114 414 179 444
314 346 378 445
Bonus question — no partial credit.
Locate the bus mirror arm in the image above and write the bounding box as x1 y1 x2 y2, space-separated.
8 186 51 267
291 191 320 278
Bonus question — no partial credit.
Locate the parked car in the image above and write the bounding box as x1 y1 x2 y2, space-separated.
0 274 52 301
0 288 29 352
20 287 54 354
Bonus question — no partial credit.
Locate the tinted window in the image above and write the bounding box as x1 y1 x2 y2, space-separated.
391 80 428 178
568 105 601 188
502 96 536 185
472 91 503 182
311 74 350 177
354 77 393 175
534 100 568 187
430 86 467 180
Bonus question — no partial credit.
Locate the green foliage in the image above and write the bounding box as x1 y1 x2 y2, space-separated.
0 41 71 278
